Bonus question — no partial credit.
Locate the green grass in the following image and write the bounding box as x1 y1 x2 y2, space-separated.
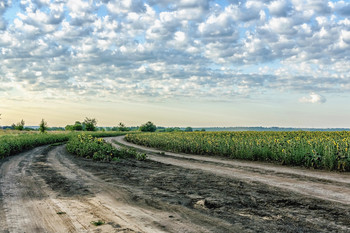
91 220 105 226
125 131 350 171
66 134 147 162
0 131 130 160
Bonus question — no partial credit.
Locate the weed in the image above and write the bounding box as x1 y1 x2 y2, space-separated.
91 220 105 226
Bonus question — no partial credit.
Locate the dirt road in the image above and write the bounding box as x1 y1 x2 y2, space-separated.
0 137 350 232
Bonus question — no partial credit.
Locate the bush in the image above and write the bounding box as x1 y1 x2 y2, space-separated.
140 121 156 132
84 118 97 131
39 119 48 133
66 134 147 162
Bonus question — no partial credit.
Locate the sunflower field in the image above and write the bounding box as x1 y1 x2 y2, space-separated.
125 131 350 171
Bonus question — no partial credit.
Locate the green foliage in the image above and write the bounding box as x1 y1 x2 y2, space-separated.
118 122 129 131
140 121 157 132
126 131 350 171
185 127 193 132
66 134 146 162
39 119 48 133
165 127 182 132
0 131 131 160
84 117 97 131
0 133 70 159
91 220 105 226
73 121 83 131
13 119 25 130
65 121 84 131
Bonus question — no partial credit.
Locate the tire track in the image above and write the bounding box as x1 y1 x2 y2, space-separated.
110 136 350 205
0 145 237 233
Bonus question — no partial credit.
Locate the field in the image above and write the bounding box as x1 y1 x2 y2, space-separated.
125 131 350 171
1 131 350 232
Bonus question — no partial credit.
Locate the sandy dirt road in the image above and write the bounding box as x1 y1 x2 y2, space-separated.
0 145 235 233
110 136 350 205
0 137 350 232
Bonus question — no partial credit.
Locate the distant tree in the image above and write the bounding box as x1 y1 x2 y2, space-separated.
185 127 193 132
165 127 183 132
165 127 174 132
65 125 74 131
118 122 129 131
39 119 48 133
73 121 83 131
140 121 157 132
84 117 97 131
14 119 25 130
49 127 65 131
201 128 206 131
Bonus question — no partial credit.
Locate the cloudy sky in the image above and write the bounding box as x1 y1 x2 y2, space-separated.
1 0 350 128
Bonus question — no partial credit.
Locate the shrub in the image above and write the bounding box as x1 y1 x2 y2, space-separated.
140 121 156 132
66 134 147 162
84 118 97 131
39 119 48 133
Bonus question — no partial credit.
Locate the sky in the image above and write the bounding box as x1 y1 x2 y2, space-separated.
1 0 350 128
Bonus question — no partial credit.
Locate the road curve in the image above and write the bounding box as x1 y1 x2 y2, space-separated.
1 138 350 233
109 136 350 205
0 145 236 233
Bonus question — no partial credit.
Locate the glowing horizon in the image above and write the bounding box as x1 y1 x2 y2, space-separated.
1 0 350 128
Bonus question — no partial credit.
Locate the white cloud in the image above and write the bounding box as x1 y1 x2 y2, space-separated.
299 93 327 104
0 0 350 104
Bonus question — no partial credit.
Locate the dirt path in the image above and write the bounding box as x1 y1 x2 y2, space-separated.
110 136 350 205
0 145 236 233
1 138 350 232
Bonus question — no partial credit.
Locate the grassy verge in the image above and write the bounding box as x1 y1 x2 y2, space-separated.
0 131 132 160
66 134 147 162
125 131 350 171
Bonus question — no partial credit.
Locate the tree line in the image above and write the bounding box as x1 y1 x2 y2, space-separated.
1 114 200 133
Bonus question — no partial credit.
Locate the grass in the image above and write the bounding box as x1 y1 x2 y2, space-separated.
66 134 147 162
91 220 105 226
125 131 350 171
0 130 131 160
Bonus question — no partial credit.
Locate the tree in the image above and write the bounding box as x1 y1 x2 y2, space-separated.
14 119 25 130
185 127 193 132
140 121 157 132
39 119 48 133
65 125 74 131
73 121 83 131
118 122 129 131
84 117 97 131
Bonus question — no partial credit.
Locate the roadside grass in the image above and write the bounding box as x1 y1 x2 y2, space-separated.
66 134 147 162
125 131 350 171
91 220 105 226
0 131 131 160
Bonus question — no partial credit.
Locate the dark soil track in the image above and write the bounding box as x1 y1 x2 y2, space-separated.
0 137 350 232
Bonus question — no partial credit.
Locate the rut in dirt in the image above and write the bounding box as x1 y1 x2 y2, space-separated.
1 140 350 233
109 136 350 205
0 145 237 233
